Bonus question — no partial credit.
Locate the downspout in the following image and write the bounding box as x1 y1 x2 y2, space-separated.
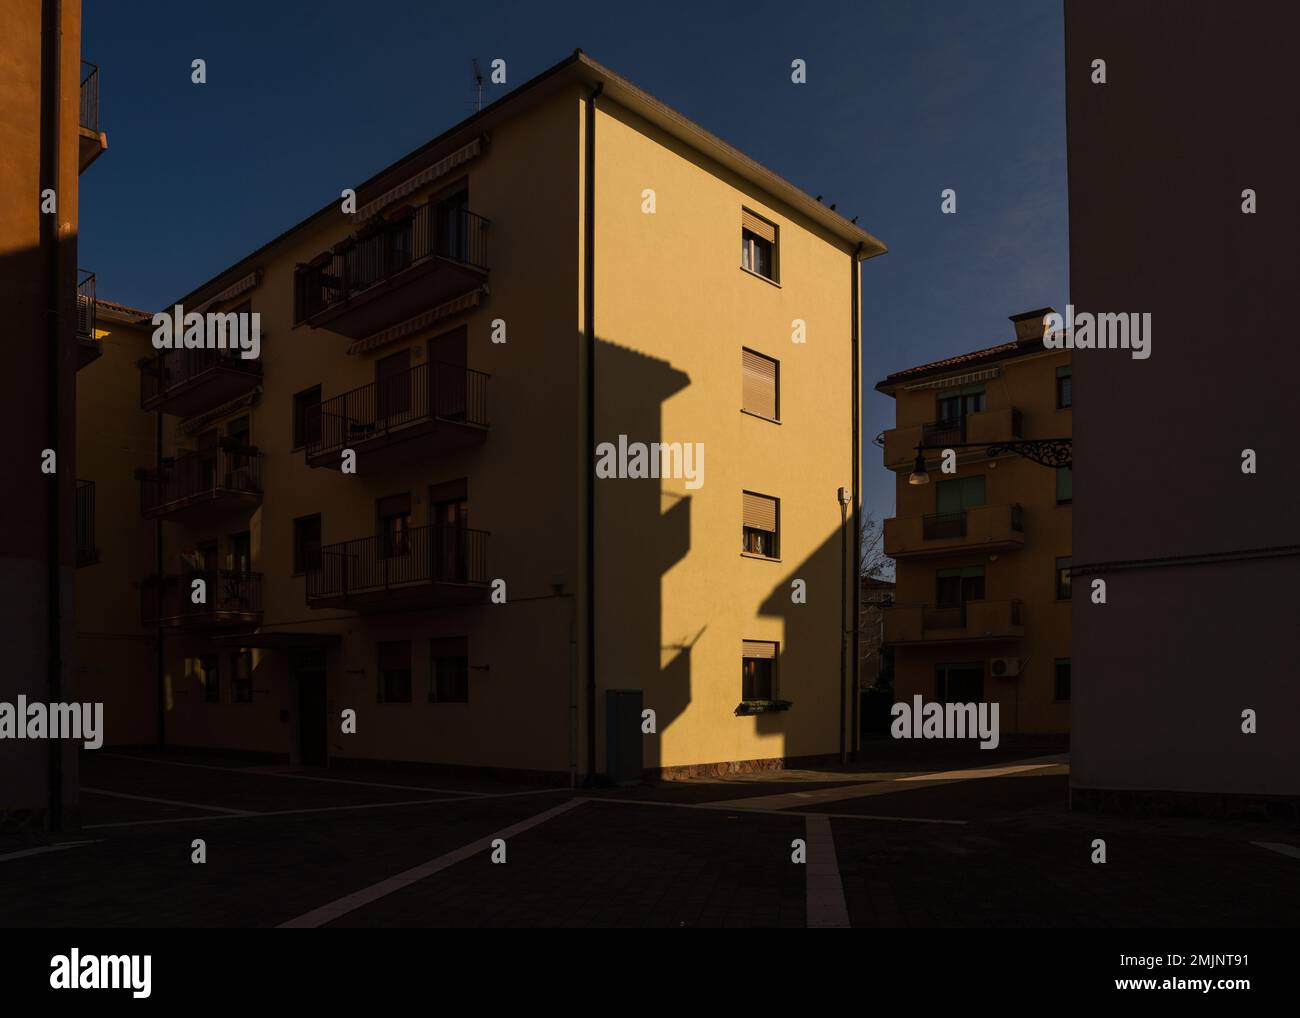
839 497 847 765
583 80 603 785
156 410 165 747
41 0 64 831
851 242 863 757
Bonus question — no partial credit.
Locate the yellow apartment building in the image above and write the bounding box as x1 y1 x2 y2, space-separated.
876 310 1072 736
75 51 887 783
1 0 107 826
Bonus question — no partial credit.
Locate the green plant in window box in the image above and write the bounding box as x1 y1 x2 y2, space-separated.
734 699 792 716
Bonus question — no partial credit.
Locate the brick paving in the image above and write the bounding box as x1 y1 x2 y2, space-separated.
1 744 1297 927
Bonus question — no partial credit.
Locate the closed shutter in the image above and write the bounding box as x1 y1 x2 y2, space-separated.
742 349 778 419
742 640 777 660
741 209 776 243
743 491 778 533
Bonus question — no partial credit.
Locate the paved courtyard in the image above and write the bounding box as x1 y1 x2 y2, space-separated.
2 744 1298 927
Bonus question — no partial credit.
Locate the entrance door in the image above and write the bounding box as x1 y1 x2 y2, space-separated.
295 651 328 766
605 689 644 785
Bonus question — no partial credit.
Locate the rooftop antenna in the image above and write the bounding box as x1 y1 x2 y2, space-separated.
471 58 485 112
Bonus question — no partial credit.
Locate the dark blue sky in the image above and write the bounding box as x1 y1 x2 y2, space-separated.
80 0 1066 523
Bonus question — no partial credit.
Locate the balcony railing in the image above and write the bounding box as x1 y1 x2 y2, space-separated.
884 599 1025 645
886 503 1026 558
922 511 966 540
307 525 489 608
307 361 489 467
922 416 965 447
140 443 263 519
142 570 263 629
295 204 490 327
80 61 100 132
140 347 262 415
75 479 98 567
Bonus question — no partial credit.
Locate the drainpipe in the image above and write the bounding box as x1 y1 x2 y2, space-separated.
839 495 848 765
583 80 602 785
850 242 863 757
156 409 165 747
41 0 64 831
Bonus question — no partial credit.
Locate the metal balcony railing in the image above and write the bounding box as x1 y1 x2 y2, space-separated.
922 416 965 447
140 443 263 517
922 510 967 540
307 525 489 601
80 61 100 132
308 361 489 460
295 204 489 322
76 270 96 339
75 479 97 566
140 347 262 407
142 570 262 628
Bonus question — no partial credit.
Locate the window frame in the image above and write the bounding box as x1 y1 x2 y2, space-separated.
740 347 781 422
377 641 413 703
741 490 780 560
198 654 220 704
1056 556 1073 600
292 513 322 576
231 651 254 704
1056 364 1073 409
741 641 779 702
429 639 470 704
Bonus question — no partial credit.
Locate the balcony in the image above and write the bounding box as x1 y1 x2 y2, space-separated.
306 361 489 470
306 525 489 612
884 599 1025 646
139 443 263 522
75 479 98 567
76 270 100 369
140 347 262 416
294 203 489 339
79 61 107 171
882 407 1024 468
884 503 1025 558
142 570 263 631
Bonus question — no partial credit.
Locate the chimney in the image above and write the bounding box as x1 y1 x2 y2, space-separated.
1009 307 1057 345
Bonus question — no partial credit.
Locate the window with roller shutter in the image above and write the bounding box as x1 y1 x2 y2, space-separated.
742 490 779 558
741 348 779 420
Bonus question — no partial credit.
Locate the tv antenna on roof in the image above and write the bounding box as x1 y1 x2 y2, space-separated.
471 58 485 112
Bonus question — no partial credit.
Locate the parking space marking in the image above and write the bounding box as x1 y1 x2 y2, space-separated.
82 787 257 816
706 756 1067 811
1253 842 1300 861
99 753 493 796
83 787 572 830
805 815 850 928
0 840 101 864
278 798 586 928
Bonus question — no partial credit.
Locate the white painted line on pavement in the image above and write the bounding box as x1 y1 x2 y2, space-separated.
0 840 102 864
278 798 586 928
99 753 492 796
1253 841 1300 861
83 787 571 830
82 787 256 815
805 815 850 928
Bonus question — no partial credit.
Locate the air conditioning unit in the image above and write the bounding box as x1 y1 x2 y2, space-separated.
989 657 1021 678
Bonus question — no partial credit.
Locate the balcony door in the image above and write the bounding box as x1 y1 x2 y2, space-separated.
428 479 468 582
377 492 411 560
936 385 985 426
225 415 251 489
375 348 412 425
428 326 467 421
436 188 469 261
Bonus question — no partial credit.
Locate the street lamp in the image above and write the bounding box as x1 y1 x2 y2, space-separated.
907 438 1072 485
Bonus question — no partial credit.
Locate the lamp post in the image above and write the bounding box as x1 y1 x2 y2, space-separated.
908 439 1072 485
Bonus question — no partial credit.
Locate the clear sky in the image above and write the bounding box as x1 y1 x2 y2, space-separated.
80 0 1067 525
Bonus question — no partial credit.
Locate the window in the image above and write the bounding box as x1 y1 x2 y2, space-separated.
377 493 411 558
741 348 779 420
293 514 322 574
937 385 986 424
936 475 986 515
377 641 412 703
740 209 778 281
198 655 220 703
227 532 251 573
936 663 984 703
1054 659 1071 701
1056 466 1072 504
429 637 469 703
1056 556 1072 600
742 640 778 701
232 651 253 703
936 566 985 604
1056 364 1072 409
742 491 779 558
292 386 321 449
